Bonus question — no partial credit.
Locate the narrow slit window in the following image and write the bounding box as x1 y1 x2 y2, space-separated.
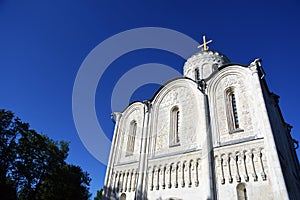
126 120 137 156
226 88 241 132
237 183 247 200
231 93 239 129
243 188 247 200
170 106 180 146
195 68 200 81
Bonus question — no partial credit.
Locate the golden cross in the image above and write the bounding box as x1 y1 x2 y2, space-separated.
197 35 213 51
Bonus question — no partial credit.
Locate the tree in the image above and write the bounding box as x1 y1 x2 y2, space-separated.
0 109 91 200
36 164 91 200
0 110 22 200
94 189 103 200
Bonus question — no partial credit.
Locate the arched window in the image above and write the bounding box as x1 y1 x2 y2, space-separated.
170 106 180 146
236 183 247 200
126 120 137 156
226 88 240 132
195 68 200 81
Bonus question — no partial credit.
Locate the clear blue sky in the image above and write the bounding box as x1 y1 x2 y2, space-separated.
1 0 299 198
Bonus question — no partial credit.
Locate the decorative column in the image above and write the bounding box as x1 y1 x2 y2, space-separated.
149 167 154 191
132 170 137 192
129 170 133 192
154 167 159 190
247 150 258 181
103 112 122 199
122 172 126 192
241 151 249 182
259 148 267 181
194 159 199 187
125 171 130 192
118 172 122 193
110 171 115 192
135 100 151 200
227 154 233 183
188 161 192 187
199 79 216 199
175 163 179 188
113 171 118 193
167 164 172 189
162 165 166 189
181 161 185 187
234 153 241 182
254 148 266 181
220 156 225 184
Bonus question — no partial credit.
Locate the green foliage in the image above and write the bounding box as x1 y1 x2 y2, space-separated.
94 189 103 200
36 164 91 200
0 109 91 200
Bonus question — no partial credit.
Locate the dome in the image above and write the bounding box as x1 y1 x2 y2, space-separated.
183 50 230 80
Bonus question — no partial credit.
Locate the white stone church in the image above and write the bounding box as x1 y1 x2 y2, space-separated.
103 38 300 200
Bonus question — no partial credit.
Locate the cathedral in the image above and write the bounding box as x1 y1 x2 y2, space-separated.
103 37 300 200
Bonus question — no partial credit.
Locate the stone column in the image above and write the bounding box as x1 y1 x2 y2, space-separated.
181 161 186 187
132 170 137 192
118 172 122 193
125 171 130 192
110 171 115 192
149 167 154 191
254 148 266 181
234 153 241 182
162 165 166 189
226 154 233 183
113 171 118 193
247 151 257 181
171 163 177 188
188 160 192 187
129 171 133 192
103 112 122 199
167 164 172 188
215 155 224 185
122 172 126 192
258 149 267 181
240 151 248 182
135 101 151 199
154 167 159 190
194 159 199 187
199 80 216 199
174 163 179 188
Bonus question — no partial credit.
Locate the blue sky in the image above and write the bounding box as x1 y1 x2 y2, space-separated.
1 0 300 197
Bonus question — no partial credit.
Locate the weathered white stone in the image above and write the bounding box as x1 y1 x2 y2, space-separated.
103 50 300 200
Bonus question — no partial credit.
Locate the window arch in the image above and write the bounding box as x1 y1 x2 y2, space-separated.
126 120 137 156
236 183 247 200
170 106 180 146
225 88 240 132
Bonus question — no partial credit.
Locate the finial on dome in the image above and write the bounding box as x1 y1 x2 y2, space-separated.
197 35 213 51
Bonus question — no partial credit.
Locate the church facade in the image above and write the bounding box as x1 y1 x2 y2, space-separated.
103 40 300 200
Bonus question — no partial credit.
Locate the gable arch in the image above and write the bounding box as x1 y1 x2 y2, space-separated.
117 102 144 163
207 65 257 146
149 78 206 157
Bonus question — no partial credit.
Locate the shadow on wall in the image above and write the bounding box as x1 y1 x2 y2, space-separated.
103 185 184 200
102 185 147 200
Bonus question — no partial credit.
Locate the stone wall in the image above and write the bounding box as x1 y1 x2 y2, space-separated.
214 139 271 199
149 79 205 158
